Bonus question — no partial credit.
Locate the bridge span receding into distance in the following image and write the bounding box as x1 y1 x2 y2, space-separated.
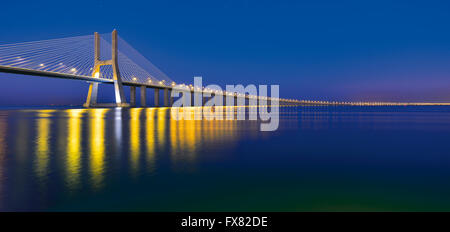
0 30 448 107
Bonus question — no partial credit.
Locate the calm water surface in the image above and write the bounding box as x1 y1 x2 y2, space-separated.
0 106 450 211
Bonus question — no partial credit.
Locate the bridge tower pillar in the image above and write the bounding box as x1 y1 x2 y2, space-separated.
84 81 99 107
84 29 128 107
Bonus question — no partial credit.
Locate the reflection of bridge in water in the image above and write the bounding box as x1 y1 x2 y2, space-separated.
0 108 259 195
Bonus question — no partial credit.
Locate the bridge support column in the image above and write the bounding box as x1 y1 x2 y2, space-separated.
164 88 169 107
140 86 146 107
130 86 136 107
111 30 127 106
154 89 160 107
83 82 98 107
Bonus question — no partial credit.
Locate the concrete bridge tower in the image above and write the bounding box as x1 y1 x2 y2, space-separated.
84 29 128 107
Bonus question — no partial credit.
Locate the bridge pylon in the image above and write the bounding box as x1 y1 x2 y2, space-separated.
83 29 129 107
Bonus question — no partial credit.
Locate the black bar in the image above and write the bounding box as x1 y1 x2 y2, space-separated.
0 212 446 231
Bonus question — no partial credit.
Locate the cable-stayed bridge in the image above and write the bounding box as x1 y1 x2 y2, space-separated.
1 30 449 107
0 30 300 107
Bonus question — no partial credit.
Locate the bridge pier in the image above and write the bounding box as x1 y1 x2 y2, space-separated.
154 89 160 107
130 86 136 107
141 86 146 107
83 82 99 107
164 88 169 107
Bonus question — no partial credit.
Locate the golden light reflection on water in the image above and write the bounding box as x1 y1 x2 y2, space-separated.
3 107 244 196
146 108 156 173
168 107 240 172
35 110 54 182
4 107 450 211
130 108 143 175
170 109 179 160
157 108 168 148
184 116 197 161
89 109 108 190
66 109 86 191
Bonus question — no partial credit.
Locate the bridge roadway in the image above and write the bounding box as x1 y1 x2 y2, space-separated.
4 64 433 107
0 65 171 89
0 64 298 107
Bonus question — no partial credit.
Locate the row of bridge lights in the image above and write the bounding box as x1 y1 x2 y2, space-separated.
33 62 275 102
141 78 304 102
128 77 293 102
36 62 78 74
11 58 84 76
30 62 305 103
167 81 295 101
32 60 298 103
26 61 305 103
19 60 408 105
14 60 448 106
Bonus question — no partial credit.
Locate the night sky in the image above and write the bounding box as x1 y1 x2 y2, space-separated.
1 0 450 105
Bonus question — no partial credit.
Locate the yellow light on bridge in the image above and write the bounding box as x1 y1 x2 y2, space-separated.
70 68 77 72
132 77 137 81
39 64 44 67
94 72 100 78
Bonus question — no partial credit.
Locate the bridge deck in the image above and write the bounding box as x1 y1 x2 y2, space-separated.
0 65 296 104
0 65 172 90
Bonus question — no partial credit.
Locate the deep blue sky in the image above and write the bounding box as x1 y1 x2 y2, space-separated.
1 0 450 105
